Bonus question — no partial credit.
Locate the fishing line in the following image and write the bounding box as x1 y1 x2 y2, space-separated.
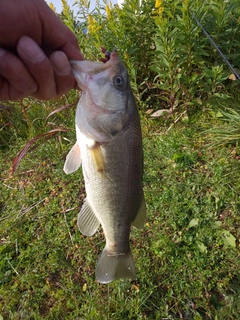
189 9 240 81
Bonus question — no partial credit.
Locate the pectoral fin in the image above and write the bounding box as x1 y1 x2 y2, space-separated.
63 142 82 174
78 199 100 236
132 196 146 229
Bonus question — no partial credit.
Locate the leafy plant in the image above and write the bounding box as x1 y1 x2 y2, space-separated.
206 107 240 147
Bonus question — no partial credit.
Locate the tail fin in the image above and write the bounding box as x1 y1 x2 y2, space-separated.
95 248 136 284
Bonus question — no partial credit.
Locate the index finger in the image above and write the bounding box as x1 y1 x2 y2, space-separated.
38 1 84 60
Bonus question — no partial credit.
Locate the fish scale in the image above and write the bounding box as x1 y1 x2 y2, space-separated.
64 50 146 283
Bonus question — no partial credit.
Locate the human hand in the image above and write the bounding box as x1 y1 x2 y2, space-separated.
0 0 83 101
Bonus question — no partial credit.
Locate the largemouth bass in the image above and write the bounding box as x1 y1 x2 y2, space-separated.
64 50 146 284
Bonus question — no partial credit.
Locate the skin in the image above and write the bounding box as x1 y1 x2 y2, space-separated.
0 0 84 101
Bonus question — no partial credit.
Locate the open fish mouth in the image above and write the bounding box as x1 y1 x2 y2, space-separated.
99 47 112 63
69 49 123 94
70 48 120 77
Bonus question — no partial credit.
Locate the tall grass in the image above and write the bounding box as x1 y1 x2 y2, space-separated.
58 0 240 115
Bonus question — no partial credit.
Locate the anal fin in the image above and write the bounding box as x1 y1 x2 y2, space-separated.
63 142 81 174
78 199 100 236
132 196 146 229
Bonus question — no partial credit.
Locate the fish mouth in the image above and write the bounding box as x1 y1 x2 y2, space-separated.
70 49 128 123
70 49 125 106
99 47 119 64
70 49 120 80
99 47 111 63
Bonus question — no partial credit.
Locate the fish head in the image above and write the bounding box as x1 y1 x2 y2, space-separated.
71 51 135 142
71 51 130 113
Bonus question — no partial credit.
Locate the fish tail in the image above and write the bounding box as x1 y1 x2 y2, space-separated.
95 249 136 284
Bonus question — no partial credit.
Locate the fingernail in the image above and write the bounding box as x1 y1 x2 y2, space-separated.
52 51 71 75
18 36 45 63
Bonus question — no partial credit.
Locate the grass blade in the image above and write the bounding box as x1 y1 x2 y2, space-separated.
11 128 68 174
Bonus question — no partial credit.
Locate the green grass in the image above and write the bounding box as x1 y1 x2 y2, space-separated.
0 96 239 319
1 0 240 318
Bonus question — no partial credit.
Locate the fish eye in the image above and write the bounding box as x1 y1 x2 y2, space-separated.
113 76 125 89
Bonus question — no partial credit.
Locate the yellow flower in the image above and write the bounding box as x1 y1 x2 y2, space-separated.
49 2 56 12
154 0 164 17
76 0 88 9
88 14 101 35
155 0 163 9
88 15 95 33
82 283 87 292
106 4 111 19
182 0 189 13
61 0 70 14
